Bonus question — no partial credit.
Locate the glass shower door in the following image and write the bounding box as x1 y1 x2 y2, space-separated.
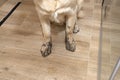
99 0 120 80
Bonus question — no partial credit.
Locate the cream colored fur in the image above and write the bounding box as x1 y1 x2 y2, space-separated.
34 0 83 22
34 0 84 56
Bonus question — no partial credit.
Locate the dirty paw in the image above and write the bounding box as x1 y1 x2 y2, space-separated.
65 38 76 52
40 42 52 57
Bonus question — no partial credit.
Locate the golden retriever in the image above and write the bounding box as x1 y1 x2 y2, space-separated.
34 0 83 57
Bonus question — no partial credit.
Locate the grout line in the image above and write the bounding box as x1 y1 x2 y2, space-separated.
86 0 95 79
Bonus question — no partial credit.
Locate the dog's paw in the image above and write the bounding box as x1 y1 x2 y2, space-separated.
65 37 76 52
40 42 52 57
73 24 80 34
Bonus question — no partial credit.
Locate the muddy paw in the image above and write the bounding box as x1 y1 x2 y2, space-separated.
73 24 80 34
65 38 76 52
40 42 52 57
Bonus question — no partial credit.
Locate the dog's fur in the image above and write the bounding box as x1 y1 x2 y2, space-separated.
34 0 83 57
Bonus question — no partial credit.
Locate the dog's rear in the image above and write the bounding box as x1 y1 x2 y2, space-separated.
34 0 84 57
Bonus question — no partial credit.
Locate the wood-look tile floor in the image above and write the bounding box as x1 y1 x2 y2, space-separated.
0 0 100 80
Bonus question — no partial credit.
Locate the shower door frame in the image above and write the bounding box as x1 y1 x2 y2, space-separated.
98 0 120 80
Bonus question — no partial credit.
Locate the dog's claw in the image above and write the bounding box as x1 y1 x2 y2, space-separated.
40 42 52 57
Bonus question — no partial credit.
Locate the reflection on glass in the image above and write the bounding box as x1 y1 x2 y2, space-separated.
100 0 120 80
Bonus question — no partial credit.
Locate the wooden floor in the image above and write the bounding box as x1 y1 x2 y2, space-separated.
0 0 100 80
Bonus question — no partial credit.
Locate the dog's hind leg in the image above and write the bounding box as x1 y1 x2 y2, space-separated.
74 0 84 33
77 0 84 18
73 21 80 34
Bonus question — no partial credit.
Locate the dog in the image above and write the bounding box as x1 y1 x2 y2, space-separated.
34 0 84 57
